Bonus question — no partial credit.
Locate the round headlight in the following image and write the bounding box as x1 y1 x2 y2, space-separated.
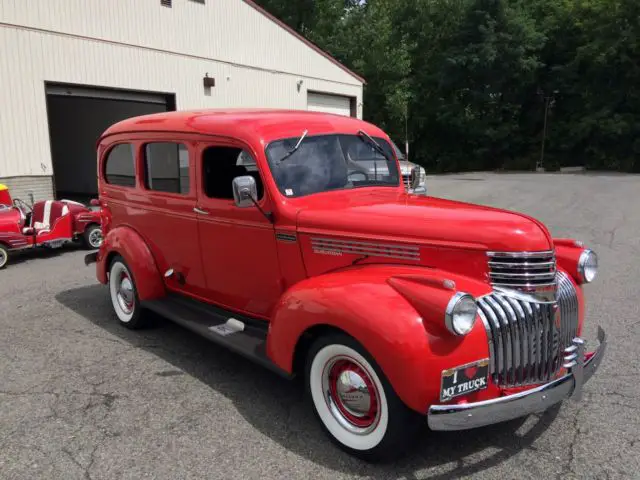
445 292 478 336
578 249 598 283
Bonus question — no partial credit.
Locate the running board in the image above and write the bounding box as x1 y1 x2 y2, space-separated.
142 294 291 379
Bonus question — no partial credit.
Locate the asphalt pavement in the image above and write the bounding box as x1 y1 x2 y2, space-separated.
1 172 638 479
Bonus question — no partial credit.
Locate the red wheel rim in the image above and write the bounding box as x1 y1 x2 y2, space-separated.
326 358 379 429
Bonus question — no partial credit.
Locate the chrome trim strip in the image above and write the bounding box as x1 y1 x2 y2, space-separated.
428 327 606 431
487 250 555 258
488 260 556 268
275 232 297 243
489 271 556 279
311 237 420 261
311 237 420 252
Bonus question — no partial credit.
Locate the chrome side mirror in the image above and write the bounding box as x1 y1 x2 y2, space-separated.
409 166 422 190
232 176 258 208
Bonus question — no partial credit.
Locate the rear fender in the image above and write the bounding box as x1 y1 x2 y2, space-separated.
267 265 493 413
36 214 73 243
74 210 101 234
98 225 165 301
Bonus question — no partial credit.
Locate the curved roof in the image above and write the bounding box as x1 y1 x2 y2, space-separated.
100 109 388 145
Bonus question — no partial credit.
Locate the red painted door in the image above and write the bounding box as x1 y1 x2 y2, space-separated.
195 141 282 318
126 137 207 296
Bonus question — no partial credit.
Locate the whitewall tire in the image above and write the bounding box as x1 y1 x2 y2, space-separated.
306 334 420 461
109 256 146 329
0 245 9 269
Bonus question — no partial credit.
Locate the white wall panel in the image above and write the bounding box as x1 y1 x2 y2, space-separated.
0 25 362 177
0 0 362 86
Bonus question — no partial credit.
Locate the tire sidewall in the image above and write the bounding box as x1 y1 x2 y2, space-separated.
309 341 390 452
109 257 138 325
0 245 8 269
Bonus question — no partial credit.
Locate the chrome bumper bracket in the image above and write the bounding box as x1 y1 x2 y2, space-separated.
427 326 606 431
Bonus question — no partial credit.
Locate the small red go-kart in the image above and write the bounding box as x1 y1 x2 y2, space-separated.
0 184 102 269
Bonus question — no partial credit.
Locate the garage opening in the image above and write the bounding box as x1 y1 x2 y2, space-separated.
307 91 356 117
45 83 175 202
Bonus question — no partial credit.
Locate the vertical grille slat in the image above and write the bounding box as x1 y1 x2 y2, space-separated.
478 271 579 387
504 296 527 384
479 298 504 382
486 296 512 384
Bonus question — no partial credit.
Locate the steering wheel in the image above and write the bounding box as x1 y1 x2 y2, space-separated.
13 198 32 219
348 171 369 182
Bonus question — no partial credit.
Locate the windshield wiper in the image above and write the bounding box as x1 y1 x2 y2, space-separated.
357 130 393 163
277 129 308 163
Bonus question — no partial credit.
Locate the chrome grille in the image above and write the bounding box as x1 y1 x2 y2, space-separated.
402 174 411 189
478 272 579 387
487 251 557 290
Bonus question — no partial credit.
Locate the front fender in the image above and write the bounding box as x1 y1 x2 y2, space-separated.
97 225 165 301
267 265 493 413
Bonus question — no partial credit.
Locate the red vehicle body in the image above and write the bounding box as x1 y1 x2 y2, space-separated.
0 190 102 269
89 109 605 460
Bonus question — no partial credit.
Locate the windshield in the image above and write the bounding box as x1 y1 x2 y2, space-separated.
265 134 399 198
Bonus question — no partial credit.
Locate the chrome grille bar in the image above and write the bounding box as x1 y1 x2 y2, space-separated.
487 250 557 291
478 271 579 387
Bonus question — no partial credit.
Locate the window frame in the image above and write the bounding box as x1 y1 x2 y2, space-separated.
196 138 271 212
142 141 191 196
103 142 137 189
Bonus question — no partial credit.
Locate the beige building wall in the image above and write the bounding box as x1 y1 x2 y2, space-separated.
0 0 364 200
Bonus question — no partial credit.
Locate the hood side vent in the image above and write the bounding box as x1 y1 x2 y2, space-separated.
311 237 420 262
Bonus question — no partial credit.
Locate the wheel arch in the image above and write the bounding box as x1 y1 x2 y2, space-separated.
267 265 495 413
292 324 351 378
98 225 165 301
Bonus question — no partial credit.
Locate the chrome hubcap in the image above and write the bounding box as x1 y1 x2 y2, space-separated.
117 275 134 314
335 370 372 417
89 229 102 248
322 356 380 435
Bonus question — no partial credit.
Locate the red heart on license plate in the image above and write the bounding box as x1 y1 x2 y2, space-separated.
464 366 478 379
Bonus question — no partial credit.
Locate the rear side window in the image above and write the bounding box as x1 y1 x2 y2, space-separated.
104 144 135 187
144 143 190 194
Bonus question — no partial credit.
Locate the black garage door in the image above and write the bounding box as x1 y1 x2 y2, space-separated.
46 84 175 201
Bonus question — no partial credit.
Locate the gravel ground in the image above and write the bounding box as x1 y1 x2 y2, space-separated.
1 172 638 479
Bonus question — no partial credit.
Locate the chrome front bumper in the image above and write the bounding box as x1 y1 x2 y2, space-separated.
428 326 606 431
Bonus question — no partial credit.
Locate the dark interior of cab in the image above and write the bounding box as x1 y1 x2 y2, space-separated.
202 147 264 200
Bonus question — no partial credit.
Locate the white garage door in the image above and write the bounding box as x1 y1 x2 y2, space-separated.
307 92 352 117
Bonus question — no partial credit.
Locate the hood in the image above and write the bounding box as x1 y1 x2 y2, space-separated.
296 189 552 252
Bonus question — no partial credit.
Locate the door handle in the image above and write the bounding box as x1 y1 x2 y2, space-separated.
193 207 209 215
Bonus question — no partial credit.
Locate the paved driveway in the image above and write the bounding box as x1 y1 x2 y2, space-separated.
1 173 638 479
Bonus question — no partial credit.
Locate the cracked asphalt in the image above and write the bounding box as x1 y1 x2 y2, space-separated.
1 172 639 479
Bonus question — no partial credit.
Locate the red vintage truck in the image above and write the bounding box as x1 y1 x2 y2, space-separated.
87 109 605 460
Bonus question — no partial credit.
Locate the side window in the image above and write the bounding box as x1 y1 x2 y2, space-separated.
202 146 263 200
104 144 135 187
144 143 189 194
